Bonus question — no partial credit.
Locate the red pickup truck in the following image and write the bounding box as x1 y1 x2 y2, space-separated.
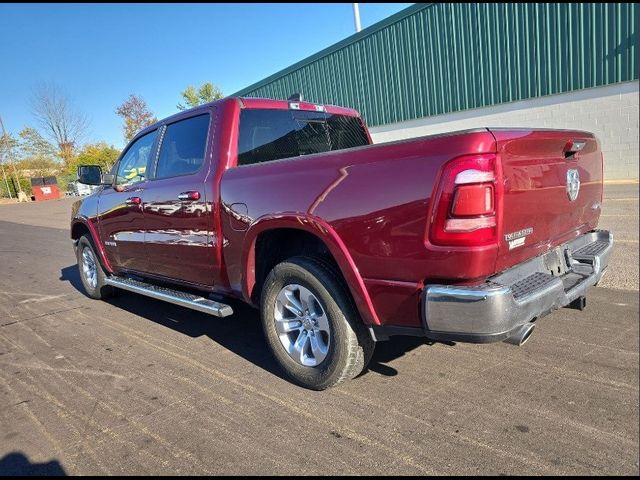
72 97 613 389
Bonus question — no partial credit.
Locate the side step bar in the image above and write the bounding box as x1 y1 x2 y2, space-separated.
104 276 233 317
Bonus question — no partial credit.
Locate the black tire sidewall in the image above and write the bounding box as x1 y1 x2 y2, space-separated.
76 235 107 299
261 258 362 390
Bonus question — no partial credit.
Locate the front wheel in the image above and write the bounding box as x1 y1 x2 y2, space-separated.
76 235 115 300
260 256 374 390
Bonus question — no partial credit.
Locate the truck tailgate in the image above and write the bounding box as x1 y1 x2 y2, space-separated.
491 129 603 273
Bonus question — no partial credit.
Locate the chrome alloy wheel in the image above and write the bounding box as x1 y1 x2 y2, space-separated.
274 284 331 367
81 246 98 289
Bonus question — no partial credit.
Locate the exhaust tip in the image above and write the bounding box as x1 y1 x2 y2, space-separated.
505 323 535 346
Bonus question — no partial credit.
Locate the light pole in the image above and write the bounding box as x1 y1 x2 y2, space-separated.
352 3 362 33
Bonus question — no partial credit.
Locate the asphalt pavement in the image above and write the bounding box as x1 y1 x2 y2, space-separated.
0 184 638 475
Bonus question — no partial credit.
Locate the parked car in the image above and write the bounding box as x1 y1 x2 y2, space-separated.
71 97 612 389
68 180 99 196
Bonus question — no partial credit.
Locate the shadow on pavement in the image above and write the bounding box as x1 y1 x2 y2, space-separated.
366 336 448 377
0 452 67 476
60 265 443 382
60 265 85 294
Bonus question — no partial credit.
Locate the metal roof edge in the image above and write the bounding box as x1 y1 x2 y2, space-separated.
233 3 433 96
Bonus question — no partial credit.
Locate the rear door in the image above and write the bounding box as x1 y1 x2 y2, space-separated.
491 129 603 273
141 112 216 286
98 129 158 272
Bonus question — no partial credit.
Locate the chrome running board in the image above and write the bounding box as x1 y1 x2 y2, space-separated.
104 276 233 317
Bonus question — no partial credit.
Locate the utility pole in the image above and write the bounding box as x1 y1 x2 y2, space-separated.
353 3 362 33
0 115 27 202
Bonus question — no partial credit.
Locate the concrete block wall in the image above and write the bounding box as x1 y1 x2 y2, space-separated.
369 81 639 181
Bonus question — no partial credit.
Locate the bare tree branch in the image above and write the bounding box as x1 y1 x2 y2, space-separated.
30 82 89 162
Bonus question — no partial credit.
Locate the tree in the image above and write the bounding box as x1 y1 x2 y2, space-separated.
30 82 89 164
65 142 120 177
0 118 25 199
5 127 61 194
0 131 18 158
14 156 59 177
177 82 223 110
17 127 59 161
115 94 157 143
0 132 16 198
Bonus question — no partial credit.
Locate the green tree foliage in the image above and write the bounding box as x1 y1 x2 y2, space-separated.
13 127 60 181
17 127 59 160
115 94 157 143
0 132 23 198
0 132 18 153
0 128 60 197
66 142 120 177
0 176 32 198
14 157 59 177
177 82 224 110
53 142 120 195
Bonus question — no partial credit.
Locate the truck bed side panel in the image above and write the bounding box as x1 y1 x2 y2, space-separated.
220 130 497 327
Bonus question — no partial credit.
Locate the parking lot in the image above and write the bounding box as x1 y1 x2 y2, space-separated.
0 184 638 475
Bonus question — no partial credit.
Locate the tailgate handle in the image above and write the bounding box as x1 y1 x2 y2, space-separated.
564 140 587 158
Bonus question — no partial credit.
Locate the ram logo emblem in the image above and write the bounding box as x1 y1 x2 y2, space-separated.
567 169 580 202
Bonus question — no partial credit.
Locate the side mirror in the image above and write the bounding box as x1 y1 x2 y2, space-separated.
77 165 104 185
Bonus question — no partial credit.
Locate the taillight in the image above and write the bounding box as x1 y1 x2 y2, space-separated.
429 155 498 246
450 184 494 217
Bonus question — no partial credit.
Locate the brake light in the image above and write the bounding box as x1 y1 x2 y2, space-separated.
429 155 498 246
450 184 494 217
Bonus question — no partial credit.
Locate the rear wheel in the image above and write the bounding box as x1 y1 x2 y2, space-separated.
260 256 374 390
76 235 115 300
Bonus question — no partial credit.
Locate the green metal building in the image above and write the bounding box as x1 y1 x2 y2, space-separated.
235 3 639 179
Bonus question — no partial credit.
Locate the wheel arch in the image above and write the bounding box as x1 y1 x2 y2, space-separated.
71 216 113 273
241 214 381 326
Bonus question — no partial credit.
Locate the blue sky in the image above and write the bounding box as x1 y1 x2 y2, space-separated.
0 3 412 149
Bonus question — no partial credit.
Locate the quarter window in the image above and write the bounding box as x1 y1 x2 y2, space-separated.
115 130 157 186
155 114 210 179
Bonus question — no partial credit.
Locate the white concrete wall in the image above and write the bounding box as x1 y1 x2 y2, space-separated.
369 81 639 180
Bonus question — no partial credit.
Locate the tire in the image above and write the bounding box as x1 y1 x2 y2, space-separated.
260 256 374 390
76 235 115 300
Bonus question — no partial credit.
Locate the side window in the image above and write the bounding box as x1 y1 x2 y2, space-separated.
116 130 157 186
155 114 210 179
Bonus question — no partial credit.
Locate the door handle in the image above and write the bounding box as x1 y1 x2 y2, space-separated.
178 191 201 201
125 196 142 206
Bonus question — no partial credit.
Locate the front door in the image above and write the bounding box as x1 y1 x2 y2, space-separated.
142 113 217 286
98 129 158 273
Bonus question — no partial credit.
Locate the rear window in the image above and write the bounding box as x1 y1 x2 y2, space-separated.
237 109 369 166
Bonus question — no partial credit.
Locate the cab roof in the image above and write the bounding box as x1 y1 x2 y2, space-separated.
134 96 361 140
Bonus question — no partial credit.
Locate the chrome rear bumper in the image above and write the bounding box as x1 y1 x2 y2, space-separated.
422 230 613 343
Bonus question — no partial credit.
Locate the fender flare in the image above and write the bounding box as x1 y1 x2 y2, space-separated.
241 213 381 326
71 216 114 274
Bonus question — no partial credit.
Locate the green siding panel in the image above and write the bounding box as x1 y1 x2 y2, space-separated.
234 3 638 127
